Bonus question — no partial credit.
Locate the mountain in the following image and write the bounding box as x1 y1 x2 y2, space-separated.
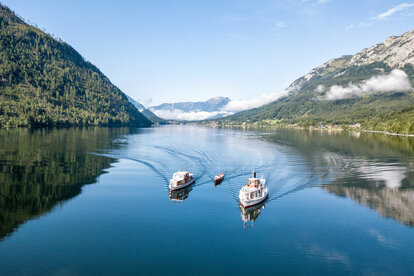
140 109 167 124
152 97 231 113
0 4 151 127
218 29 414 134
125 95 167 124
126 95 146 111
150 97 231 120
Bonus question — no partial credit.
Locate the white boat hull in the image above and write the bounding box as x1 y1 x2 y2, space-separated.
169 178 195 191
239 189 268 208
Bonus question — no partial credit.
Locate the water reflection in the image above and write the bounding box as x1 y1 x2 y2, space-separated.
1 126 414 275
0 127 129 240
357 163 407 189
264 128 414 227
239 201 266 228
169 186 193 202
2 125 414 240
324 177 414 227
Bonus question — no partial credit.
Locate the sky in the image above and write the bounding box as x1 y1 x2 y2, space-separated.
3 0 414 107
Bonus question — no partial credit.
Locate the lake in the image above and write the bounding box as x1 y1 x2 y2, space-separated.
1 126 414 275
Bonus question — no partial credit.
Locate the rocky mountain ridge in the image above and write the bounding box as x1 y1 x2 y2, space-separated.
217 28 414 134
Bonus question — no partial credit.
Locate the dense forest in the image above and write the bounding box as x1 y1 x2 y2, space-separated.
0 4 151 127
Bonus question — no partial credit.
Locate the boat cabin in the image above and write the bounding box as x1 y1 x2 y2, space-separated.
245 188 263 200
247 178 260 188
172 172 191 186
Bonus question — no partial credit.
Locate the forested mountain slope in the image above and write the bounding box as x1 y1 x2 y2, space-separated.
0 4 151 127
218 29 414 134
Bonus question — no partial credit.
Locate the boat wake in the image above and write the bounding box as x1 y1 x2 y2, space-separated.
92 128 357 208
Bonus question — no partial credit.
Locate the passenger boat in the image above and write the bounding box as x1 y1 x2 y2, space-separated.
239 170 268 208
214 172 224 184
169 170 195 191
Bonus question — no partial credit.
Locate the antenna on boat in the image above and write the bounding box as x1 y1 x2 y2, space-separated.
252 169 256 178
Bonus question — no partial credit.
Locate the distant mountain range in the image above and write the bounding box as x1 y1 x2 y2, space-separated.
125 95 166 124
150 97 232 120
216 29 414 134
149 29 414 131
0 4 150 127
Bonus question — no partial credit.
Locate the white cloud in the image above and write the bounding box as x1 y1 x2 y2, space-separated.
317 0 331 3
346 3 414 29
151 109 233 121
345 21 374 30
320 69 413 100
312 0 332 6
223 90 289 112
151 90 290 121
271 22 286 33
275 22 286 28
316 84 325 93
301 244 349 265
373 2 414 20
358 164 406 189
368 229 398 248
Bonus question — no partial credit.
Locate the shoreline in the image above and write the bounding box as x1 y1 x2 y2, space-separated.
199 122 414 137
361 129 414 137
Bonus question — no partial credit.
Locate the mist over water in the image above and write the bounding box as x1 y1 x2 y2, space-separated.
1 126 414 275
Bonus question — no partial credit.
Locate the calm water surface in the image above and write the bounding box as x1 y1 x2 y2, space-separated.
1 126 414 275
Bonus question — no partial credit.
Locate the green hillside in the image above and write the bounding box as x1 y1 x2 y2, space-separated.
218 62 414 132
216 30 414 134
0 4 151 127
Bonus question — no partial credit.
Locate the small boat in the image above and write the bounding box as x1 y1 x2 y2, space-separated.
239 170 268 208
169 170 195 191
214 172 224 184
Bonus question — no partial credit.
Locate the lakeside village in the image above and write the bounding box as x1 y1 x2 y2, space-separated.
202 119 362 131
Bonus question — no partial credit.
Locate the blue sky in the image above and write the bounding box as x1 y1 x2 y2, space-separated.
3 0 414 106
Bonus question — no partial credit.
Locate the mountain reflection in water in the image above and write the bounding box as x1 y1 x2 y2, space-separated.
264 129 414 227
0 127 131 240
1 126 414 275
325 181 414 226
1 126 414 239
